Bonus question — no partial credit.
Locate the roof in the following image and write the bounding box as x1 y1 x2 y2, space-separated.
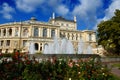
54 16 74 22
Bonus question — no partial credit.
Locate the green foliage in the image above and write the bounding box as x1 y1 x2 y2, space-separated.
97 9 120 55
112 63 120 69
0 53 118 80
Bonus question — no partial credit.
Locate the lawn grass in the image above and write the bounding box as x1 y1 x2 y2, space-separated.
110 74 120 80
112 63 120 69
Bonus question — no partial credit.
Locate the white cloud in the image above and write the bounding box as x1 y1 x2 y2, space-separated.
15 0 44 12
72 0 102 29
93 0 120 30
93 19 103 30
0 3 15 19
55 5 69 16
73 0 102 18
47 0 60 7
15 0 69 16
103 0 120 20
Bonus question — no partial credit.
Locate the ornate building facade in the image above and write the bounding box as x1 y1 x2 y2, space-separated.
0 14 96 53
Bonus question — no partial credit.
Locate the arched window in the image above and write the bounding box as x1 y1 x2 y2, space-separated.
43 28 47 37
51 29 55 38
44 43 48 48
35 43 39 50
72 34 74 40
68 33 70 39
9 28 12 36
34 27 39 37
63 32 65 37
5 49 8 53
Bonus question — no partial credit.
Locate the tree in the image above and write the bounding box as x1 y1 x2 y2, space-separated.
97 9 120 55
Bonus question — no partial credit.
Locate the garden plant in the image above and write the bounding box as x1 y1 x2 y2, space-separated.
0 52 117 80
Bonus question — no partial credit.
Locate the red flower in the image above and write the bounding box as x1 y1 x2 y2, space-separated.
15 52 19 56
68 62 73 67
0 53 2 56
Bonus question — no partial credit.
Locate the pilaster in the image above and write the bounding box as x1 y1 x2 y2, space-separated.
47 28 50 38
6 28 8 37
1 29 3 37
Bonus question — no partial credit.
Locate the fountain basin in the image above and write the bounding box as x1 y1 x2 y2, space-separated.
29 54 100 59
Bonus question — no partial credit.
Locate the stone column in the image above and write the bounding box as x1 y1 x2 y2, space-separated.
42 43 44 52
6 28 9 37
57 29 60 38
4 40 6 47
65 32 68 39
47 28 50 38
49 28 51 38
39 28 41 37
40 28 43 37
77 33 81 41
31 26 34 37
55 29 59 38
55 29 57 37
18 26 21 37
29 26 32 37
12 28 15 37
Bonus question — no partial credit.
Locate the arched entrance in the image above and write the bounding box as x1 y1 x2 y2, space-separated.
44 43 48 48
35 43 39 50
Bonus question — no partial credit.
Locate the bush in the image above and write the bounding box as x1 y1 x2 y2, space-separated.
0 53 115 80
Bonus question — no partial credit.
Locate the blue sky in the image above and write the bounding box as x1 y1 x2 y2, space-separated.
0 0 120 30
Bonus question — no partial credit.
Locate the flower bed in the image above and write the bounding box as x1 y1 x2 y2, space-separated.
0 53 115 80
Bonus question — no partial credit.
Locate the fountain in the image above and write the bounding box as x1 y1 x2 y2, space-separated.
86 45 93 54
43 37 75 54
43 36 94 55
78 39 84 54
66 40 74 54
28 36 100 59
28 42 35 54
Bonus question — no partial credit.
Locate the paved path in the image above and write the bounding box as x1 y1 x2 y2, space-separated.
111 67 120 77
106 62 120 78
102 62 120 78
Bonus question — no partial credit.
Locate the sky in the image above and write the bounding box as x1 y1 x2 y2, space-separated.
0 0 120 30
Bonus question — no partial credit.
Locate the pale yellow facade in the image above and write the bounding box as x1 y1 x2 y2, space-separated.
0 15 97 53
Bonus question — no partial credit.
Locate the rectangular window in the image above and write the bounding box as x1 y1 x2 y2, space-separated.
43 28 47 37
23 28 28 37
1 41 3 46
6 40 10 46
34 27 39 37
23 40 27 46
89 34 92 41
51 29 55 38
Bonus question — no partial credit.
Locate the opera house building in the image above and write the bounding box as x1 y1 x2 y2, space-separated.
0 14 97 53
